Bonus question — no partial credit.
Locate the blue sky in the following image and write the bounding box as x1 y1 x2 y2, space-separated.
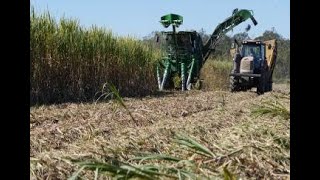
31 0 290 39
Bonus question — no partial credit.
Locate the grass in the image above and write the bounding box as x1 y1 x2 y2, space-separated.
251 100 290 120
68 133 233 179
62 85 289 179
96 83 138 126
30 84 290 179
199 58 233 91
30 8 161 106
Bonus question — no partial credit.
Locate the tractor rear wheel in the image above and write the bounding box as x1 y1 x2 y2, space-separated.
268 82 273 91
257 71 266 95
265 81 272 92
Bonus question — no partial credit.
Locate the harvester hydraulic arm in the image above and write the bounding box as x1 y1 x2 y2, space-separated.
202 9 258 62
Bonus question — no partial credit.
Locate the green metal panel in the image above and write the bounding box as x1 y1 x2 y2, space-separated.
160 14 183 28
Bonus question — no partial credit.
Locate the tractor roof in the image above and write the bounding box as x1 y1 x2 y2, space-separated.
242 40 265 45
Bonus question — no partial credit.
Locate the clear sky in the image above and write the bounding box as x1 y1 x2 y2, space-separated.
30 0 290 39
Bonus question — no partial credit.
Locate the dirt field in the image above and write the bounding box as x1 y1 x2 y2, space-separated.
30 84 290 179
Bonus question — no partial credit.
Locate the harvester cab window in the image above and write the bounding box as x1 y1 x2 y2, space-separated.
165 34 173 43
177 34 193 53
164 35 174 50
177 35 185 46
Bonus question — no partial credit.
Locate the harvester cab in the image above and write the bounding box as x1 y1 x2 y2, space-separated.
156 9 258 91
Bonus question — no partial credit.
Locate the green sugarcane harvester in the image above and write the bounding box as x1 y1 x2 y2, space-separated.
155 9 258 91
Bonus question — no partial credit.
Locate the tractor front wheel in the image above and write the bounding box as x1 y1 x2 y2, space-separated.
230 76 239 92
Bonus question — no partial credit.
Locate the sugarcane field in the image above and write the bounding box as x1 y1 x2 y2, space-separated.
30 1 290 179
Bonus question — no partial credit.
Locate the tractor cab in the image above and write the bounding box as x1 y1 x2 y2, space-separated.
240 40 266 70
